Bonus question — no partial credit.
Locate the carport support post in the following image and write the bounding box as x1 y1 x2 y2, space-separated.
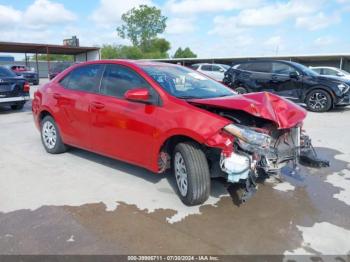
46 47 51 77
340 57 343 70
35 53 39 76
25 53 28 67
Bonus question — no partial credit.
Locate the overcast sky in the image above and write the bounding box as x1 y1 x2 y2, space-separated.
1 0 350 58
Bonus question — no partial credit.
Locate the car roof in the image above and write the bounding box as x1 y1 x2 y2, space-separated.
81 59 178 68
310 66 339 69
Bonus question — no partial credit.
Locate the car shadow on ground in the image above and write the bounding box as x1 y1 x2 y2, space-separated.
0 103 32 115
68 147 229 200
54 143 349 207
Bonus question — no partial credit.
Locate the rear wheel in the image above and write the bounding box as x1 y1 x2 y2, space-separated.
306 89 332 112
235 87 248 94
173 142 210 206
11 103 25 110
41 116 67 154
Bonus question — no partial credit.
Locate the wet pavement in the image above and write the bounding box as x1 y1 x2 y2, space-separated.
0 94 350 256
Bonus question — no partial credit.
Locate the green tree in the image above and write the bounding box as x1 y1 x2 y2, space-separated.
101 39 170 60
173 47 197 58
101 44 143 59
117 5 167 51
30 54 74 61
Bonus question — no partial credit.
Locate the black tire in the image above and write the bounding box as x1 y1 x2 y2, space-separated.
173 142 210 206
11 103 25 110
305 89 332 112
235 87 248 94
41 115 67 154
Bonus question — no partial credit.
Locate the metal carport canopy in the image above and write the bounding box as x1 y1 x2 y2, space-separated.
0 41 99 55
0 41 100 77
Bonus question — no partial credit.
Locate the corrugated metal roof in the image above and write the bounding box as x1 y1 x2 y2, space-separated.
0 41 100 55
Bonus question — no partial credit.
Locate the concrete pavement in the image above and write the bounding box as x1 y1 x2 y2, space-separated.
0 86 350 255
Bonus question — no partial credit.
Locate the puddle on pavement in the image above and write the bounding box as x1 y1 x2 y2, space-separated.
1 147 349 255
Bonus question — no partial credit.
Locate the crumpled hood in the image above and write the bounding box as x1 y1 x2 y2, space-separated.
189 92 307 129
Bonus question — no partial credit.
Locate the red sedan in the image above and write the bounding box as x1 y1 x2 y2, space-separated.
32 60 327 205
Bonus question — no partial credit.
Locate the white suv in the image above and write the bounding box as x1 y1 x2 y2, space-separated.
310 66 350 80
191 63 230 82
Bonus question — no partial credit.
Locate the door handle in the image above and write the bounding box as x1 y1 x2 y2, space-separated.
53 93 61 99
91 102 105 110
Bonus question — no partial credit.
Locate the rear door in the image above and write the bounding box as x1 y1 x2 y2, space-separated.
53 64 104 149
90 64 159 167
244 62 274 92
270 62 302 101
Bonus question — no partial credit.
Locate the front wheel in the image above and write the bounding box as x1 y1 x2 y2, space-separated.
41 116 67 154
173 142 210 206
306 89 332 112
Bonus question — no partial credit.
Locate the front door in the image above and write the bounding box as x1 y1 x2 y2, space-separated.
270 62 303 102
90 64 159 168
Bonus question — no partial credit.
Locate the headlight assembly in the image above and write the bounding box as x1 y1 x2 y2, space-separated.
337 83 348 93
223 124 272 148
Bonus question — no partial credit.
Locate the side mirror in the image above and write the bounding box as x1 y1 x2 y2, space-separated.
289 71 299 79
219 68 225 72
124 88 150 103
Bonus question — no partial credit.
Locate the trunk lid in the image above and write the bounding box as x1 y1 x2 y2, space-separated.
0 77 25 97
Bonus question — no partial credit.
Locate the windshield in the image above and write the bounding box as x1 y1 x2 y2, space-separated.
220 64 230 70
141 65 235 99
337 69 350 76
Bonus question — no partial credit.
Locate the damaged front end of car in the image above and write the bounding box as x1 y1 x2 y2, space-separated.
218 123 329 202
192 92 330 203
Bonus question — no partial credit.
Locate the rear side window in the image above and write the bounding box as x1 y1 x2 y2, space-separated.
191 64 199 70
100 64 151 98
272 62 298 75
59 64 104 93
247 62 272 73
201 65 212 71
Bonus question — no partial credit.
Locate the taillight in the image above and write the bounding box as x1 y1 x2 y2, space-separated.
23 82 30 92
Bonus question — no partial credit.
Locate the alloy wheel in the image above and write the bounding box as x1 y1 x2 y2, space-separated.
42 121 57 149
174 152 188 197
309 92 328 111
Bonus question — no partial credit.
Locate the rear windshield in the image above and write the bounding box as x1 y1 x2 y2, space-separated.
0 67 16 77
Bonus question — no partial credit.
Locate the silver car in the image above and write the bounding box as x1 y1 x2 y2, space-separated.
191 63 230 82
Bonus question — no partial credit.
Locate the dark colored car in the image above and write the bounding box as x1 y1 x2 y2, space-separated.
0 66 30 110
223 60 350 112
6 65 39 85
32 60 327 206
48 63 73 80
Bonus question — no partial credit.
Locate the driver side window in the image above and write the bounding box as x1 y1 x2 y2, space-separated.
272 62 298 75
100 64 151 98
